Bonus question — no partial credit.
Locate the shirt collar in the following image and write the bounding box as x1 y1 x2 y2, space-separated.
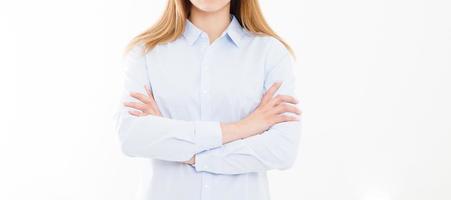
183 14 245 47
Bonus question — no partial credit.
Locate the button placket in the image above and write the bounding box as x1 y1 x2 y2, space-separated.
200 58 210 96
201 172 213 200
199 37 210 120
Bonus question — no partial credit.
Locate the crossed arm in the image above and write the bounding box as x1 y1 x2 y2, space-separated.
114 44 302 175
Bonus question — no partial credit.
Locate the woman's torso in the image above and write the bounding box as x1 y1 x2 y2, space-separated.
139 16 285 200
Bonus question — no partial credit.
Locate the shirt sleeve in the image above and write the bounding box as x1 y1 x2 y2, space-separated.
193 39 302 174
113 44 223 162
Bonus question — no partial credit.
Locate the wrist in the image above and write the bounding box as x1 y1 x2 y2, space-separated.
220 122 245 144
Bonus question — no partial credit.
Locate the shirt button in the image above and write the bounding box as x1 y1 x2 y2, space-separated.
204 184 209 189
202 89 208 94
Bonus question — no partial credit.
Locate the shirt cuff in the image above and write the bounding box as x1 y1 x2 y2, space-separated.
193 121 223 152
193 148 215 172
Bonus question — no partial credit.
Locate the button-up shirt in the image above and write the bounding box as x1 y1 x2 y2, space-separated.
114 14 302 200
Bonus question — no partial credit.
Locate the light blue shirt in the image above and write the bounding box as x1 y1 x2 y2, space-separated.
114 15 302 200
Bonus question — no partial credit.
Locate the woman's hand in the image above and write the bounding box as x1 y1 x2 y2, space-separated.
244 81 302 131
183 155 196 165
123 85 162 117
221 81 302 144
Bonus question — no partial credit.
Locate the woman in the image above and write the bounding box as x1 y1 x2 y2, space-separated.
114 0 302 199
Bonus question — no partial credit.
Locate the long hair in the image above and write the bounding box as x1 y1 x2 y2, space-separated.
124 0 293 56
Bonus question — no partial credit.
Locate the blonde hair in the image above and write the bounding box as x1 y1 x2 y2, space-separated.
124 0 294 56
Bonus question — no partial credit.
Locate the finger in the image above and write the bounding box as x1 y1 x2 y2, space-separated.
130 92 151 104
273 114 300 124
144 85 157 105
123 101 146 111
153 108 162 116
144 85 162 115
264 81 282 100
272 103 302 115
144 85 155 99
260 81 283 106
128 110 142 117
270 95 299 107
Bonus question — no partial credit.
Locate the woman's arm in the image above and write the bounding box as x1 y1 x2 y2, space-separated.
114 44 225 162
191 41 303 174
117 40 301 166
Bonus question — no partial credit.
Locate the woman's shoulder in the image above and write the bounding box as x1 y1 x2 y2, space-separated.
244 32 291 57
121 42 149 70
244 33 292 68
123 42 147 59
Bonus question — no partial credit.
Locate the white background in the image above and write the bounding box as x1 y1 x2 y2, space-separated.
1 0 450 200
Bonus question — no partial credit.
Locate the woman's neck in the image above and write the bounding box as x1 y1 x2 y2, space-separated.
189 4 231 44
